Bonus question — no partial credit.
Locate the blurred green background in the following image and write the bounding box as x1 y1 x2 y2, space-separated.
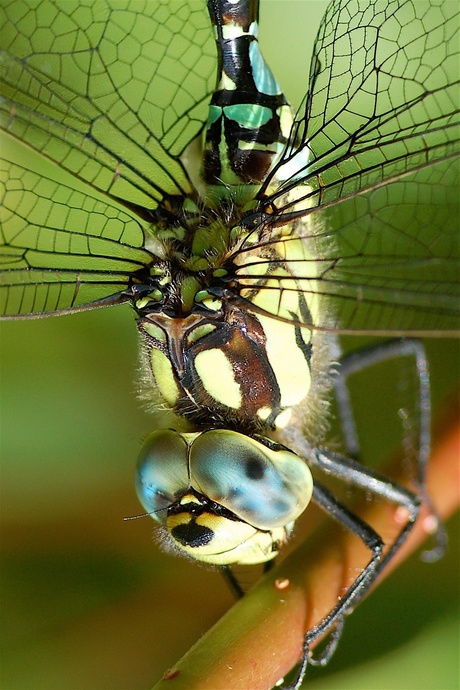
1 1 459 689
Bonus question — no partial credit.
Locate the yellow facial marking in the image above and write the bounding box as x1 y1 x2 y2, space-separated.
143 322 166 342
187 323 216 346
179 494 201 506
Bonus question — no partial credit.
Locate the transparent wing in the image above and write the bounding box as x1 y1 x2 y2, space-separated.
236 156 459 335
264 0 459 212
0 0 215 211
1 140 153 318
243 0 459 336
0 0 215 318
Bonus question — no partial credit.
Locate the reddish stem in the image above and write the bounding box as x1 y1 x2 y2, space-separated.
151 417 459 690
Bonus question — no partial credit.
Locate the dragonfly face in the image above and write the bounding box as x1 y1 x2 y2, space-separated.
1 0 459 684
136 428 313 564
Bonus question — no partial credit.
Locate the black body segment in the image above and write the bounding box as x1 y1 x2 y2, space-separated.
203 0 291 192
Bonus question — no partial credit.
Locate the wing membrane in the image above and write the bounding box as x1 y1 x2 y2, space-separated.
237 156 459 335
0 0 215 211
263 0 459 217
246 0 459 335
1 143 153 318
0 0 458 334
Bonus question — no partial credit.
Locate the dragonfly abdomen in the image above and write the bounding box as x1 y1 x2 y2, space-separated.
202 0 292 202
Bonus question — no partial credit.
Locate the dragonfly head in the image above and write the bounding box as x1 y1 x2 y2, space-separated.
135 428 313 565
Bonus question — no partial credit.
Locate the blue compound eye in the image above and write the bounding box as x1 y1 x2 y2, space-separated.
189 429 313 530
135 429 190 522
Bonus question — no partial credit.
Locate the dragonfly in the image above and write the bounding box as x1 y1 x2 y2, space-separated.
1 0 459 687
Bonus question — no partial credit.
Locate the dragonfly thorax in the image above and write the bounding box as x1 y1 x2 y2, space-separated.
136 204 319 431
138 280 314 432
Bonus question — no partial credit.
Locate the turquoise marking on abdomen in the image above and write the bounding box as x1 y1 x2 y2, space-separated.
201 0 292 203
224 104 273 128
249 42 282 96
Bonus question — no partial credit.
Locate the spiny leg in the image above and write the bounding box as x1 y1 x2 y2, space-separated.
334 339 446 559
284 339 447 687
283 450 422 690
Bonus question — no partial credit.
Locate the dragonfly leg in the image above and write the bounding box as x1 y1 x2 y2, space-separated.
221 565 245 599
278 339 449 687
334 338 446 560
220 560 275 599
310 446 429 611
283 458 421 690
334 339 429 460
